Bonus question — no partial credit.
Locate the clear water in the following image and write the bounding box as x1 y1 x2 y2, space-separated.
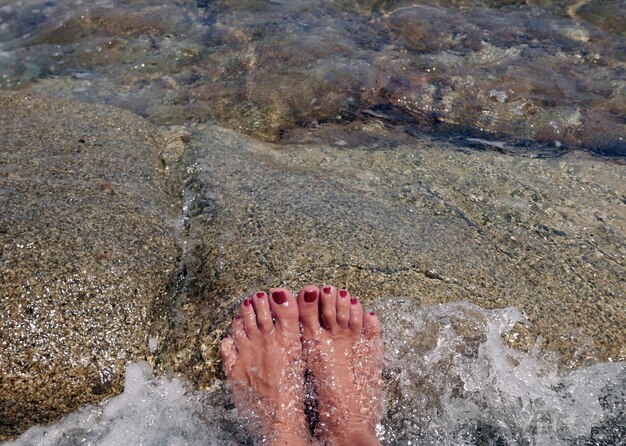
1 0 625 444
7 302 625 446
0 0 624 154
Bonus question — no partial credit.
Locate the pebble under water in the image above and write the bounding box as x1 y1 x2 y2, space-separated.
7 302 625 446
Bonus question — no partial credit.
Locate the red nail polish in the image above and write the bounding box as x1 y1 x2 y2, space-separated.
323 286 332 294
350 297 358 305
243 298 251 307
272 290 287 304
339 289 347 298
369 311 376 316
256 292 264 299
235 315 242 320
304 290 317 303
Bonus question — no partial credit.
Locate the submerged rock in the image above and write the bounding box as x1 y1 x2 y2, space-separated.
0 92 180 440
0 1 625 439
1 0 624 153
158 123 625 387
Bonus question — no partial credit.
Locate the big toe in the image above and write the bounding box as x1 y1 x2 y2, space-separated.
297 285 321 338
269 287 300 337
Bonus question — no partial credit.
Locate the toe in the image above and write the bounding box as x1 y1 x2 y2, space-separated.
298 285 321 338
320 285 339 332
252 291 273 333
348 296 364 338
220 336 237 376
336 288 351 329
363 310 382 341
241 298 260 337
269 288 300 337
320 285 338 332
232 315 249 347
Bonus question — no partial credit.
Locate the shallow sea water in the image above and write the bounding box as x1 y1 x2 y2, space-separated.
0 0 624 153
7 302 625 446
1 0 625 444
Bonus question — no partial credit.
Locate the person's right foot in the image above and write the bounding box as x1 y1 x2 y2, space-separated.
297 285 384 446
220 288 309 446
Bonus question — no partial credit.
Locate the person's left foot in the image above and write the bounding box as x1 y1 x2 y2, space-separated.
220 288 310 446
297 285 384 446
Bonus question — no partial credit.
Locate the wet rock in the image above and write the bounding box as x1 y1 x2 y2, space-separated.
0 92 180 440
159 123 625 387
3 0 623 153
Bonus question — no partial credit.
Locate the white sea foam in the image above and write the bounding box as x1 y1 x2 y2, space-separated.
6 363 240 446
6 301 625 446
378 300 625 445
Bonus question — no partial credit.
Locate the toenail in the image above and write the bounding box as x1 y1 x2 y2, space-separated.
323 286 332 294
271 290 287 304
235 315 242 320
256 292 264 299
243 298 251 307
370 311 376 316
339 289 347 298
350 297 358 305
304 290 317 303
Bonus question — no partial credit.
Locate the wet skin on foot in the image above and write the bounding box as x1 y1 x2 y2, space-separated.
297 285 384 446
220 288 309 446
220 285 384 446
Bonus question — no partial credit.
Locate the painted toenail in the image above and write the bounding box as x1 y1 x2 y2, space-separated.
256 292 264 299
271 290 287 304
304 290 317 303
339 289 347 298
323 286 332 294
235 315 242 320
350 297 358 305
243 298 251 307
370 311 376 316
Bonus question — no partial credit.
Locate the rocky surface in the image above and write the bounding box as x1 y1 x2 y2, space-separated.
0 92 180 440
1 0 623 153
1 1 625 441
158 123 625 386
0 91 624 441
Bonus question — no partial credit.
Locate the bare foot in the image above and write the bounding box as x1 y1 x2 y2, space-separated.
298 285 384 446
220 288 310 446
